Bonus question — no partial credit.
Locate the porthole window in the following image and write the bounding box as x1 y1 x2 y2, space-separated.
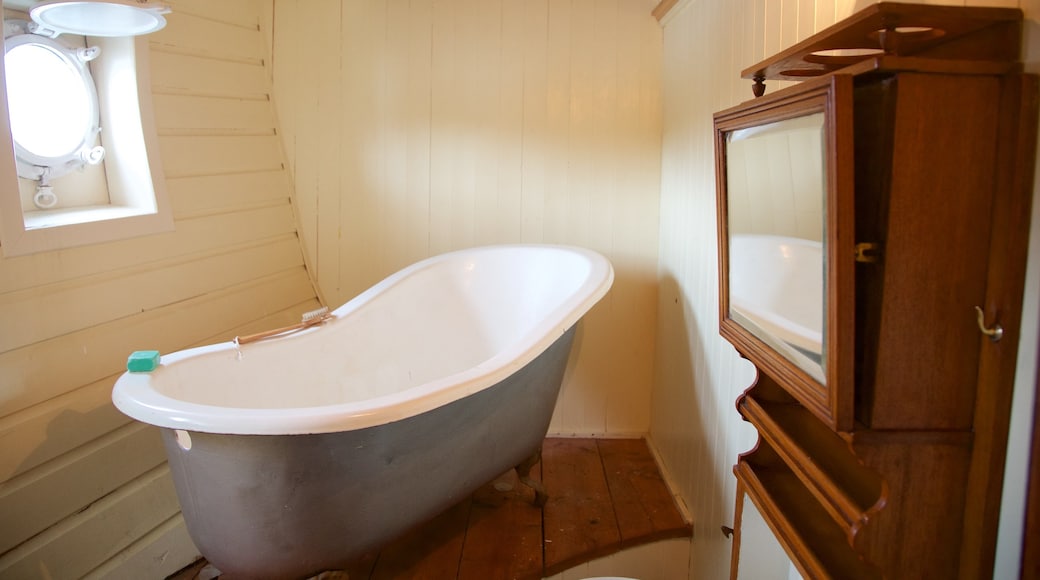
0 7 175 257
3 29 104 207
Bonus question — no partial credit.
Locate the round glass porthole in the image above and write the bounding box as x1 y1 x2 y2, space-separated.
3 32 103 181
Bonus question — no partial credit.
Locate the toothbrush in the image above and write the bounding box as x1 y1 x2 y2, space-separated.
234 307 331 345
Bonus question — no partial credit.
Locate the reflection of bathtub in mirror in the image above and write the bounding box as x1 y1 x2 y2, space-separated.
728 234 823 358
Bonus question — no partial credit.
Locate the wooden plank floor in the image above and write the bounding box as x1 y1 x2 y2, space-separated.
170 438 690 580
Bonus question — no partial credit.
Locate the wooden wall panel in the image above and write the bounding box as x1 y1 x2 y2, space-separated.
0 423 164 553
271 0 663 436
164 0 260 30
0 0 317 577
165 171 290 218
159 135 283 178
0 465 181 579
0 204 299 299
82 514 196 579
151 8 264 61
0 237 304 353
152 95 275 135
654 1 1039 579
149 52 267 98
0 379 128 482
0 268 316 477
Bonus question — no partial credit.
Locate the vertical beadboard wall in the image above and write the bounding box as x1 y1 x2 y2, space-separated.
0 0 319 577
269 0 664 436
653 1 1040 579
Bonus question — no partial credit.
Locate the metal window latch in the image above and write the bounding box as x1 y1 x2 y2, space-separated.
974 306 1003 342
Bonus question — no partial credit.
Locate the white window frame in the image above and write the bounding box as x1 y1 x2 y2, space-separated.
0 30 172 257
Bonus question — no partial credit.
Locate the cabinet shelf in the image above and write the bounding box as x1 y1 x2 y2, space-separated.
740 393 884 535
735 443 881 580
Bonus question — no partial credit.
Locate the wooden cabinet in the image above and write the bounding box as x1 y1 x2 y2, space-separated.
714 4 1038 578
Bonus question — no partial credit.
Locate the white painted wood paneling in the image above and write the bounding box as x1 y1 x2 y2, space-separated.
81 514 196 580
0 0 317 577
159 135 284 178
0 270 311 424
165 171 290 218
0 423 164 553
149 52 267 98
0 237 304 353
271 0 663 436
153 94 275 135
0 204 299 293
164 0 261 31
151 7 264 62
0 465 181 579
654 1 1040 579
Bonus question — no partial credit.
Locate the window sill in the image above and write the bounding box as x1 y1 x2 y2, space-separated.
24 204 157 230
2 203 174 256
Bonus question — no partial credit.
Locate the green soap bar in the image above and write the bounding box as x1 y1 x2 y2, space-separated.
127 350 161 373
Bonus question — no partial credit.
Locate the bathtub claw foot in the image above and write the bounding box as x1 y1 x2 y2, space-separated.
515 447 549 507
523 478 548 508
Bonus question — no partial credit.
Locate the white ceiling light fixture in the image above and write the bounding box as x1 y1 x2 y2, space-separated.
28 0 171 38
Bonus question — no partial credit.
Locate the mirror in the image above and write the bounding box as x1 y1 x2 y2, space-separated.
724 112 826 383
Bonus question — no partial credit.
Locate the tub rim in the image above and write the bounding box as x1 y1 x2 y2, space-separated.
112 243 614 435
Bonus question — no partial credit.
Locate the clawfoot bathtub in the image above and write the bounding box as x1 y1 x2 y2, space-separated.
112 244 614 579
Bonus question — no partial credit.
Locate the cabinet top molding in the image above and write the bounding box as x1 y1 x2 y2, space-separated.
742 2 1023 87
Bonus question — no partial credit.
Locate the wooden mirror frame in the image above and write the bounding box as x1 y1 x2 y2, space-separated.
714 75 856 431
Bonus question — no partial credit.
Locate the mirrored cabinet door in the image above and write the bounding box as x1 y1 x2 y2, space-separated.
714 75 855 430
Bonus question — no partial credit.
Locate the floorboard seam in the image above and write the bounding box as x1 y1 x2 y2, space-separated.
595 439 625 546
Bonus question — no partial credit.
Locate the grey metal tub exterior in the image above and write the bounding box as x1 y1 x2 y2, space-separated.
162 327 575 579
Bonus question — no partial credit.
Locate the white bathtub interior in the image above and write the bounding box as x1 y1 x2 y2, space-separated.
113 244 613 434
